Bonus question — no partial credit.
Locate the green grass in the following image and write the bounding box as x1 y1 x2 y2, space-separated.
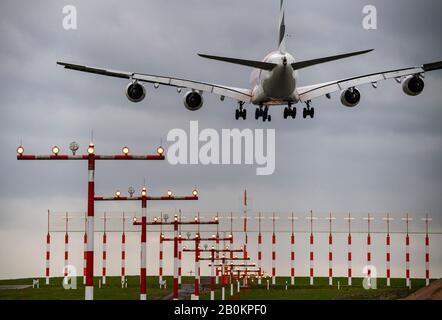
0 276 430 300
198 277 430 300
0 276 173 300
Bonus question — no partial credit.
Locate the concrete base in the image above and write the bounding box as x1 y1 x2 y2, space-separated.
140 293 147 300
191 294 199 300
210 291 215 300
221 287 225 300
310 277 314 286
85 286 93 300
291 276 294 285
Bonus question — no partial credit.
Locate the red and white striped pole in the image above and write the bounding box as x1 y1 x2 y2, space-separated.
326 213 336 286
102 212 107 286
307 210 317 286
45 210 50 285
382 214 393 287
402 214 412 288
257 212 263 285
194 231 200 300
243 190 248 260
159 212 164 284
173 214 179 300
85 144 95 300
121 212 126 284
83 212 87 285
178 211 183 285
364 214 374 286
215 213 220 285
64 212 69 277
271 213 277 285
289 213 298 285
210 246 215 300
140 187 147 300
345 213 354 286
422 214 431 286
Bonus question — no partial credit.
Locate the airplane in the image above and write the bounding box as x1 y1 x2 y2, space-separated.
57 0 441 122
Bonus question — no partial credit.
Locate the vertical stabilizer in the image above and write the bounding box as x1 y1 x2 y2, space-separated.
278 0 286 52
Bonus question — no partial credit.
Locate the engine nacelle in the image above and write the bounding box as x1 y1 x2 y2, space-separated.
340 87 361 107
183 91 203 111
402 75 424 96
125 82 146 103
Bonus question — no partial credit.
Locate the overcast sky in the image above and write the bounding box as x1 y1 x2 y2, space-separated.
0 0 441 282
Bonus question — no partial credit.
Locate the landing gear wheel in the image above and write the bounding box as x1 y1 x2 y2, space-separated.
310 107 314 119
267 115 272 122
235 109 240 120
283 107 289 119
242 108 247 120
303 108 307 119
255 108 260 120
291 107 297 119
262 108 269 122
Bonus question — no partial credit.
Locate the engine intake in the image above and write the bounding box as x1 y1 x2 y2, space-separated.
402 75 424 96
125 82 146 103
340 87 361 107
184 91 203 111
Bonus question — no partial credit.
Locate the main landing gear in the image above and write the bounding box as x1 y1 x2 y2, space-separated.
283 103 297 119
303 100 314 119
235 101 246 120
255 104 272 122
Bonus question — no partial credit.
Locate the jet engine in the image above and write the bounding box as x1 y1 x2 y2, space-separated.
125 82 146 103
402 75 424 96
340 87 361 107
183 91 203 111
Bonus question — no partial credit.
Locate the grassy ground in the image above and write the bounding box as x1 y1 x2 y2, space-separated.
198 277 430 300
0 276 174 300
0 276 429 300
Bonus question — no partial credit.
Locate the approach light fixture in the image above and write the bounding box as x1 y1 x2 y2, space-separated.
16 146 24 156
52 146 60 155
87 143 95 154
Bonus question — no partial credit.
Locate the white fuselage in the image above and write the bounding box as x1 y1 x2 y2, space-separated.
250 51 299 105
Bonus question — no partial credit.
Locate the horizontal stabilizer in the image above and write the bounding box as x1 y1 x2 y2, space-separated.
198 53 277 71
423 61 442 72
291 49 374 70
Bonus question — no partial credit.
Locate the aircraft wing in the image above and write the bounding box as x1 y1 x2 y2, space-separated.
57 61 252 103
297 61 442 102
